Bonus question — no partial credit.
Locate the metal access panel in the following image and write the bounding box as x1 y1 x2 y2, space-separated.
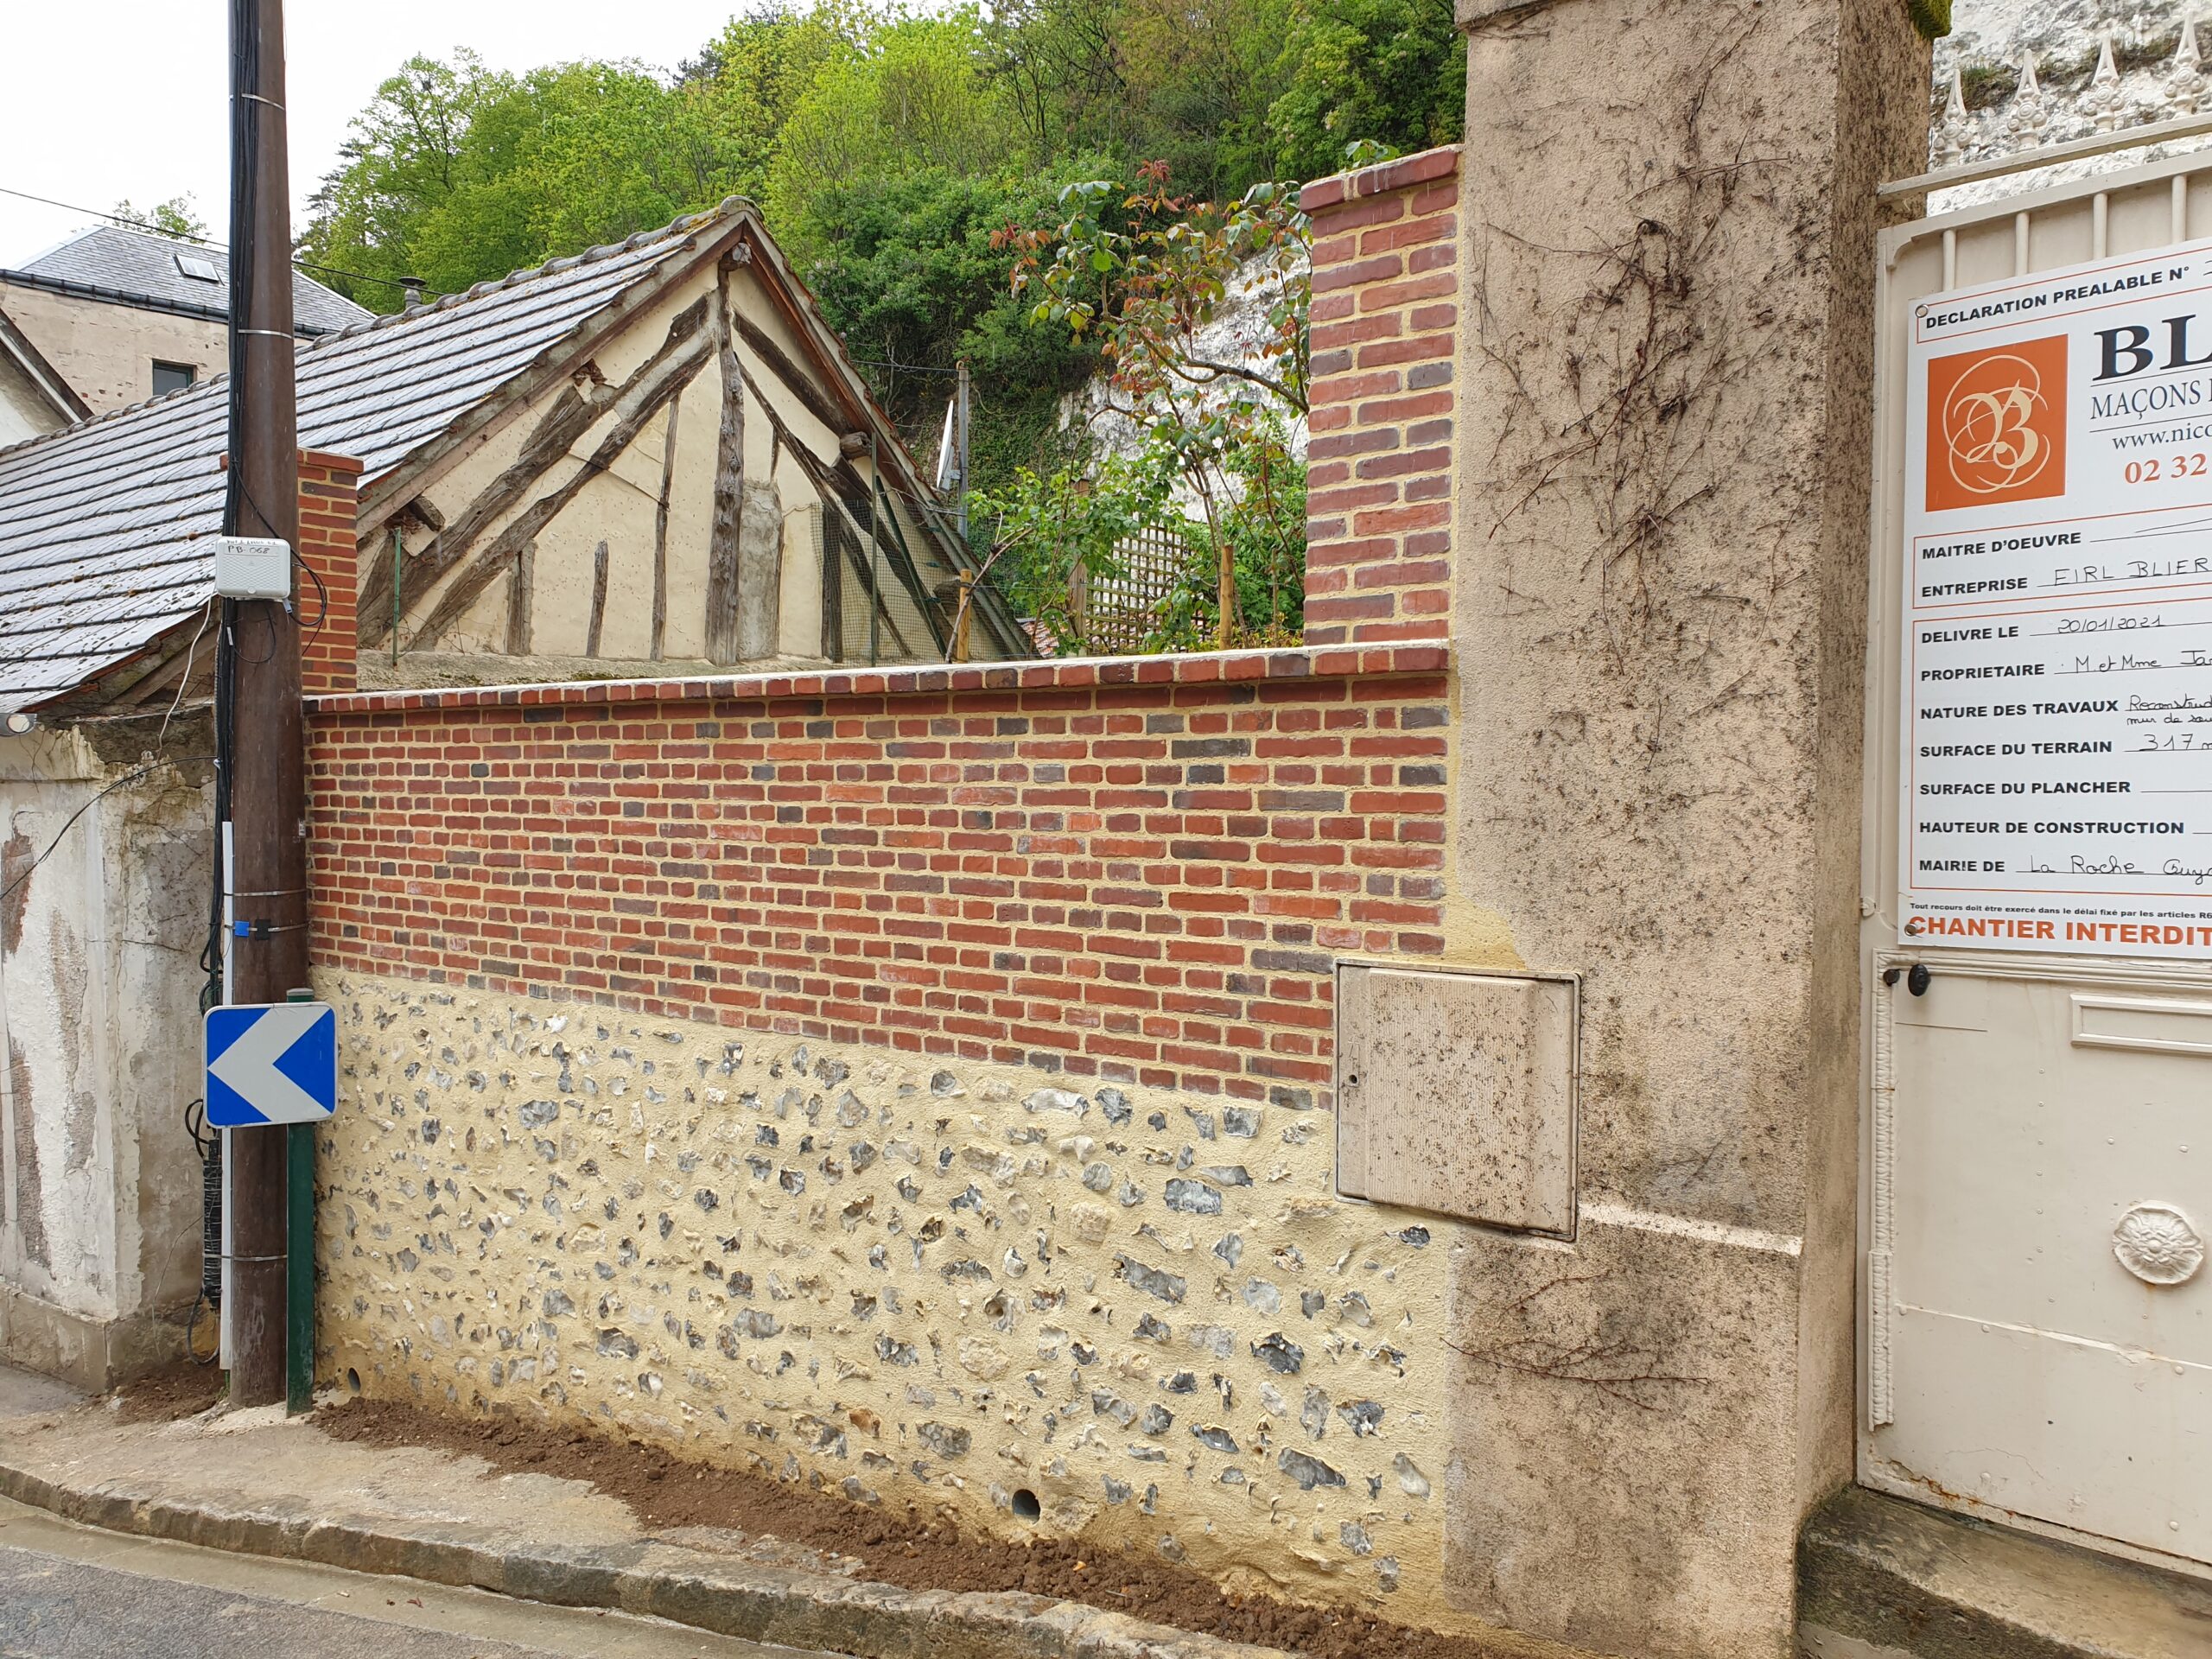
1866 149 2212 1572
1335 963 1577 1236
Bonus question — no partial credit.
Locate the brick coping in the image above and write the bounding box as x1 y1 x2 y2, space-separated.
1299 143 1461 213
308 642 1451 715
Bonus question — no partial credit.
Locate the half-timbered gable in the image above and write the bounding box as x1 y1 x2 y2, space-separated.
0 196 1020 721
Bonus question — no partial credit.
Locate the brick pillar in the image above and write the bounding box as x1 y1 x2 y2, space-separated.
1300 146 1460 645
296 450 360 696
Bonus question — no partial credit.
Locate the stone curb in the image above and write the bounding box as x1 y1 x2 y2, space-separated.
1798 1485 2212 1659
0 1452 1297 1659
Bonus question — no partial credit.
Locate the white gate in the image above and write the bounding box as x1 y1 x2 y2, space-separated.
1865 149 2212 1574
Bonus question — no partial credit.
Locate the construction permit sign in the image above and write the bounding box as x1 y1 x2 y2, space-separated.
1904 236 2212 958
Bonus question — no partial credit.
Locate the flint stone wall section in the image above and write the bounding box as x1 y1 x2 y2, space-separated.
314 970 1457 1621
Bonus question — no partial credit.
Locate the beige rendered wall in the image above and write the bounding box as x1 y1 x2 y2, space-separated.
1433 0 1929 1654
410 269 721 660
0 282 226 413
0 353 67 444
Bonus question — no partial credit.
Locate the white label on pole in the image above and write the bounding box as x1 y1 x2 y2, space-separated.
1904 237 2212 958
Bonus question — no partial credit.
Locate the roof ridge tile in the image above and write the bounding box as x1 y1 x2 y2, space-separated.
303 195 747 353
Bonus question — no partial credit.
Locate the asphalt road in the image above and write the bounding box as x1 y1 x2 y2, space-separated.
0 1497 831 1659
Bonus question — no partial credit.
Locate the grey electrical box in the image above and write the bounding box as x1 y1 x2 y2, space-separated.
1336 963 1577 1236
213 536 292 601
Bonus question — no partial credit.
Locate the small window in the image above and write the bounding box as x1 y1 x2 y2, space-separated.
174 252 220 283
151 360 196 396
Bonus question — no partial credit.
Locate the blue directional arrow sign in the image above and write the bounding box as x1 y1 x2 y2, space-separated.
204 1002 338 1128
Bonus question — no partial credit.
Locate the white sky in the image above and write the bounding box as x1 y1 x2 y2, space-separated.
0 2 747 267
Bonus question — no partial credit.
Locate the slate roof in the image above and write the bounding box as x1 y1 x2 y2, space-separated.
0 211 710 714
9 224 372 335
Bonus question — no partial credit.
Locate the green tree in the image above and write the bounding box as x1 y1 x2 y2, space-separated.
791 166 1102 493
766 12 1027 231
302 52 757 303
111 195 210 240
301 0 1463 319
999 164 1310 650
1266 0 1465 181
984 0 1294 199
414 60 731 287
1116 0 1296 198
683 3 867 195
982 0 1139 170
298 51 512 302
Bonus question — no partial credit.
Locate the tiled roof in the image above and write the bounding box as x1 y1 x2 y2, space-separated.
0 209 718 714
11 224 373 335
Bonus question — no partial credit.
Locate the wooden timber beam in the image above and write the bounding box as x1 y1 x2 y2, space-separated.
728 312 853 444
359 294 711 645
703 256 746 665
404 334 712 652
728 358 939 658
355 219 747 542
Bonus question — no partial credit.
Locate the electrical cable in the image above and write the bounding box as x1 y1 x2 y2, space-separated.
184 0 262 1375
0 755 213 905
200 602 233 1016
181 1094 222 1365
848 354 960 377
184 1096 216 1162
224 0 254 551
0 183 424 296
159 597 216 744
293 542 328 641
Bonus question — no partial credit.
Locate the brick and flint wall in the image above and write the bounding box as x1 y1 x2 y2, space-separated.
300 147 1478 1629
1300 146 1459 646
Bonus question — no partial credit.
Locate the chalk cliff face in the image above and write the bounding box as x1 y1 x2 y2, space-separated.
1932 0 2212 201
1058 250 1309 500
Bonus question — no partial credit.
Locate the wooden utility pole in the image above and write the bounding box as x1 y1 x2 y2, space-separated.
223 0 302 1409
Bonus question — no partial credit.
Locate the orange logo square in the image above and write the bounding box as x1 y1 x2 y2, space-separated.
1925 335 2068 512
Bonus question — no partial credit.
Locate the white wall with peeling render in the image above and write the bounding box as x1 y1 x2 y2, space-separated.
0 718 212 1387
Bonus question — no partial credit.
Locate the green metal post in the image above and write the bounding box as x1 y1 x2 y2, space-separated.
867 433 880 668
391 526 403 669
284 986 315 1414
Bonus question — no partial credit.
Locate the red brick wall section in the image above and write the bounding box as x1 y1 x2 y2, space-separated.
1300 145 1460 647
307 646 1449 1107
297 449 361 696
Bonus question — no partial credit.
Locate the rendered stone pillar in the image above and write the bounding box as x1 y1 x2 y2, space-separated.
1441 0 1929 1655
734 476 782 662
